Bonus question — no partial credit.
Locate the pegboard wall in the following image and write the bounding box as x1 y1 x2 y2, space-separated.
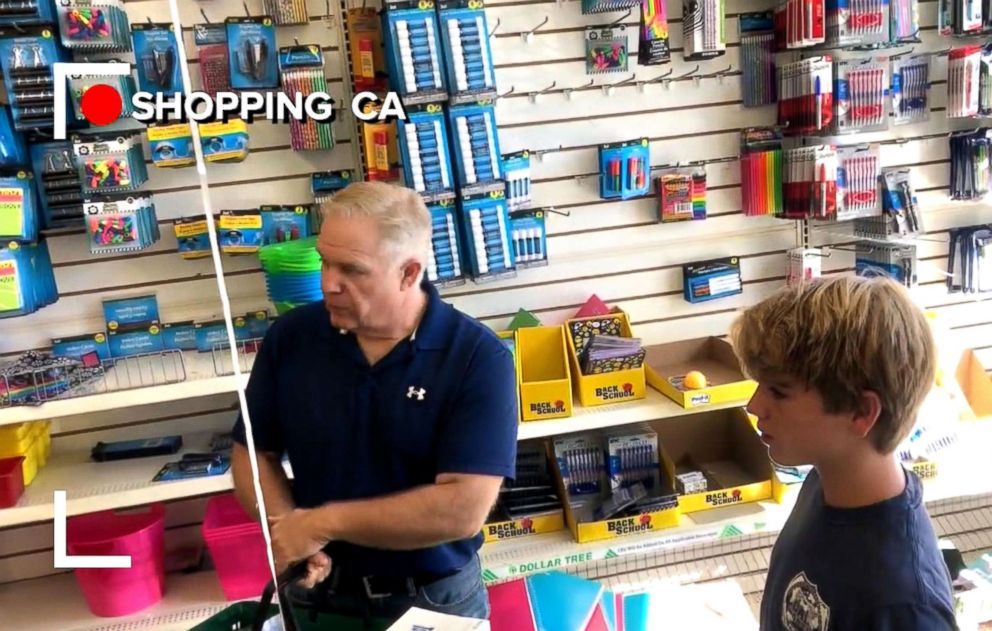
1 0 991 609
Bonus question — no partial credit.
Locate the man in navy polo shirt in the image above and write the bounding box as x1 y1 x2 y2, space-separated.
230 181 518 622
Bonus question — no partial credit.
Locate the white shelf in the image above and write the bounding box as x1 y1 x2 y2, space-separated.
0 570 237 631
481 423 992 582
0 432 235 528
517 389 747 440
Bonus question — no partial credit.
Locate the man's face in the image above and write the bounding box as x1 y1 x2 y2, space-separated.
316 215 403 332
746 377 856 467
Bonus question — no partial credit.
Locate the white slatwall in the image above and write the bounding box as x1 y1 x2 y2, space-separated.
0 0 990 624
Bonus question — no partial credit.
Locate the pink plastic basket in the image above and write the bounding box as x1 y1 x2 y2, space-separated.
203 493 272 600
66 503 166 617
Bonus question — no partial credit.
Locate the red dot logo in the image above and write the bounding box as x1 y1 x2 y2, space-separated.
80 84 123 126
639 514 652 526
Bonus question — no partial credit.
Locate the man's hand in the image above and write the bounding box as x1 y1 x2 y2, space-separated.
299 551 332 589
268 508 330 573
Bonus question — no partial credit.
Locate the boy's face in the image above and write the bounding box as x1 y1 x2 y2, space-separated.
746 376 858 467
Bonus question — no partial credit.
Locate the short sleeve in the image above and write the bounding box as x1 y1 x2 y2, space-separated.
866 603 958 631
435 339 518 479
231 329 285 455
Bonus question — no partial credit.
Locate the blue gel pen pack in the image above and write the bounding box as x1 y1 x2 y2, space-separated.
437 1 498 104
397 105 456 202
447 102 503 195
509 208 547 269
458 191 515 282
382 1 448 105
226 17 278 89
131 22 183 95
426 199 465 287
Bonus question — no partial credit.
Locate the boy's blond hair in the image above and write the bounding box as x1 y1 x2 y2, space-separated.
319 181 431 265
729 275 936 454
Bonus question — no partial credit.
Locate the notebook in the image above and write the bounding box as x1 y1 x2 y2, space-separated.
488 578 534 631
526 572 605 631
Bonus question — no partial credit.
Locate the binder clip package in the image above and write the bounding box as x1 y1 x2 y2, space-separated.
0 29 72 130
683 256 743 303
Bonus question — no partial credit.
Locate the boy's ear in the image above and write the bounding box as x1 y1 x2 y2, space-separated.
850 390 882 439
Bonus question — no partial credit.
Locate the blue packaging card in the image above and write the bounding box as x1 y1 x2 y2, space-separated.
130 23 183 95
260 206 310 245
103 294 160 330
195 319 229 352
225 17 278 89
162 321 197 350
682 257 743 303
246 310 270 338
52 332 111 361
107 322 164 357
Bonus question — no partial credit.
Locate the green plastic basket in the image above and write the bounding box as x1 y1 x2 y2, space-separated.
190 601 391 631
258 238 322 274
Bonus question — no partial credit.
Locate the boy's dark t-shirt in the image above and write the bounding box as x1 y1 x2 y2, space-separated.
760 468 957 630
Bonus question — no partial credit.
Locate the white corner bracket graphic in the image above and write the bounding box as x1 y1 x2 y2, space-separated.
52 491 132 569
52 62 132 141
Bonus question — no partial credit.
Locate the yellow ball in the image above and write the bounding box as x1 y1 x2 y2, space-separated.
683 371 707 389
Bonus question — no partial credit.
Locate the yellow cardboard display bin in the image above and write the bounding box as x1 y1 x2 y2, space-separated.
657 408 774 513
564 311 646 408
956 348 992 420
482 512 566 544
644 337 756 409
517 326 573 422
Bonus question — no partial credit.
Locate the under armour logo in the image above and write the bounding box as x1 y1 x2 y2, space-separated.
406 386 426 401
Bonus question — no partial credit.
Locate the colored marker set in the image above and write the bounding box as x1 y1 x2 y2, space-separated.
0 30 71 130
947 225 992 294
279 45 334 151
891 54 931 126
509 209 547 269
835 57 889 134
656 166 707 222
502 151 532 211
777 0 825 48
84 192 159 255
856 241 917 288
950 129 992 201
72 132 148 195
459 192 515 281
0 240 57 318
383 2 447 105
638 0 670 65
263 0 308 26
448 103 503 193
598 139 649 200
824 0 888 47
836 144 881 221
0 171 39 244
740 12 776 107
438 1 498 104
782 145 837 220
29 141 82 229
131 23 182 95
740 127 784 217
56 0 132 52
947 46 992 119
777 57 834 134
194 23 231 97
427 201 464 286
682 256 743 303
683 0 726 60
397 107 455 200
226 17 278 90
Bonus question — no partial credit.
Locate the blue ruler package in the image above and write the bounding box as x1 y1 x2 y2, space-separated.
260 205 311 244
397 105 456 202
437 0 498 104
599 138 650 200
447 102 504 195
683 256 742 303
29 141 82 230
458 191 516 281
502 151 531 211
427 199 465 287
0 0 56 25
83 192 159 255
52 332 111 361
131 22 182 95
0 240 58 319
0 28 73 130
72 131 148 195
226 16 278 89
382 0 448 105
57 0 132 52
509 208 547 269
0 170 40 244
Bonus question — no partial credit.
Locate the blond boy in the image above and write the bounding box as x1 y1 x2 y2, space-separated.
731 276 956 630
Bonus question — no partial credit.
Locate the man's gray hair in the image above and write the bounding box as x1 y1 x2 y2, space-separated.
319 181 431 267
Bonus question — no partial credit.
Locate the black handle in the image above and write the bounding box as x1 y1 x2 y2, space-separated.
251 562 309 631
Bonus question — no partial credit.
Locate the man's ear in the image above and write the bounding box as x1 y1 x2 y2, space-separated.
850 390 882 438
399 257 422 290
